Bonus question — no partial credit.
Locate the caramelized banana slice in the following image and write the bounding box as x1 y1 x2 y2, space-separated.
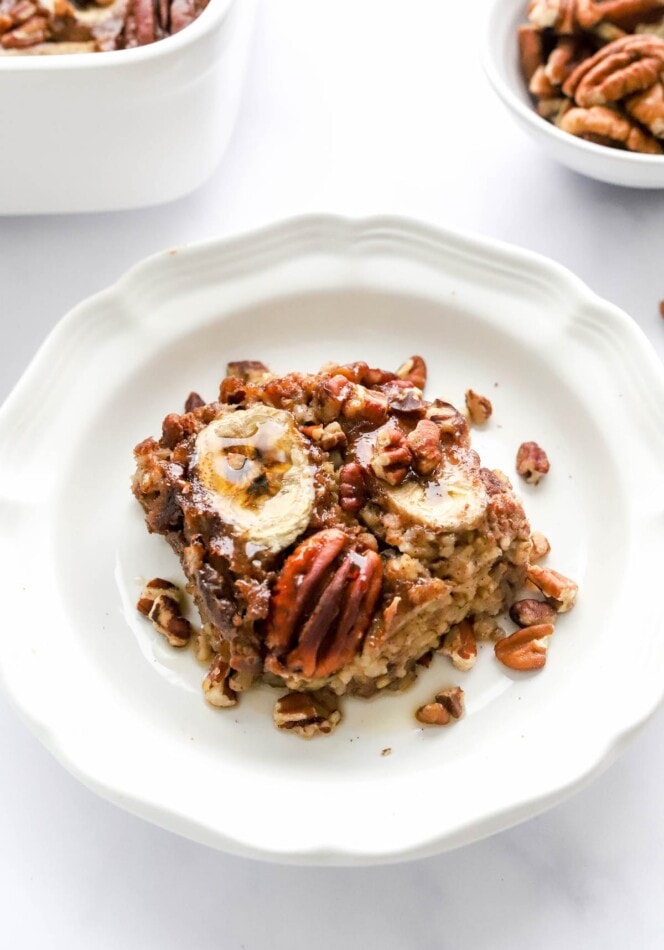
194 406 315 554
383 455 488 532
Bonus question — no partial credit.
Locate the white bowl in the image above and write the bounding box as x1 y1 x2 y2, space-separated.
482 0 664 188
0 0 255 214
1 215 663 865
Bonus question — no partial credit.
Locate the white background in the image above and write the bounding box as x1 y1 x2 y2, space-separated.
1 1 663 947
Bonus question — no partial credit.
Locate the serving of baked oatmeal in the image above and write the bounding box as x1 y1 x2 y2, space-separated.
132 356 575 735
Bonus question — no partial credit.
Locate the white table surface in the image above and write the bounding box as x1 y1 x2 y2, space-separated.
1 1 663 947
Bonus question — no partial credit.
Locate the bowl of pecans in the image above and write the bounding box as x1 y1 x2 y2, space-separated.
483 0 664 187
0 0 256 213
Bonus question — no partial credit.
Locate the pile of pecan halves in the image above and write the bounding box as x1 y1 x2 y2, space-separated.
520 0 664 153
0 0 209 54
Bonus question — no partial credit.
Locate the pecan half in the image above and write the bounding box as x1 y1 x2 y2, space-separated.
625 78 664 136
203 654 237 707
265 529 383 679
575 0 664 30
441 620 478 672
407 419 442 476
509 598 557 627
563 35 664 107
560 104 663 150
494 624 554 671
516 441 550 484
465 389 493 426
416 686 465 726
395 355 427 391
526 565 578 612
273 689 341 737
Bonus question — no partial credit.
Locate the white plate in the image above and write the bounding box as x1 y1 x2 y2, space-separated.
1 215 663 865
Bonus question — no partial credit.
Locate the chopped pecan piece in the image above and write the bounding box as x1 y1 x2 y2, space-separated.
530 531 551 560
161 411 196 449
338 462 366 514
379 379 424 415
441 620 478 672
219 375 248 405
273 689 341 737
184 391 205 413
416 686 465 726
516 441 550 484
319 421 347 451
494 624 554 671
509 598 557 627
342 384 389 424
225 360 270 384
406 419 442 476
203 654 237 707
136 577 181 616
465 389 493 426
526 565 578 612
137 578 193 647
319 361 395 388
425 400 470 445
370 426 412 485
312 375 351 422
395 355 427 391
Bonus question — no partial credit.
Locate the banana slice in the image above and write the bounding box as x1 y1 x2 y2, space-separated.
383 454 488 532
194 406 314 554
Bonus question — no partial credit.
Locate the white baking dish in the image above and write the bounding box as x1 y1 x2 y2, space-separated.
0 0 255 214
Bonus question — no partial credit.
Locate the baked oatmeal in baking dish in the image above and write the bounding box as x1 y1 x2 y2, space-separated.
132 356 576 736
